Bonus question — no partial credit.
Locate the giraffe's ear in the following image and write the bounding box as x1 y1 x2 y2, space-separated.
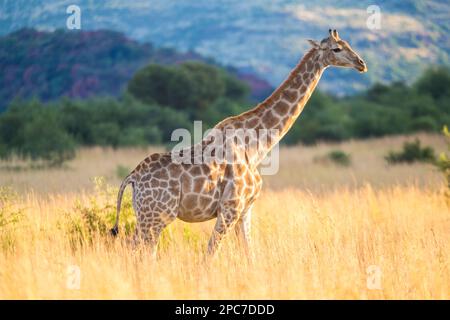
307 39 320 49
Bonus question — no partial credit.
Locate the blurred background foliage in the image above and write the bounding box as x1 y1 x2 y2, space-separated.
1 63 449 165
0 29 449 165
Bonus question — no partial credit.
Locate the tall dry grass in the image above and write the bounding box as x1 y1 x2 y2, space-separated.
0 134 449 299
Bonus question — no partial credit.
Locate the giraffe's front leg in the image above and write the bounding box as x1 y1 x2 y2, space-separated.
207 206 240 256
235 206 252 254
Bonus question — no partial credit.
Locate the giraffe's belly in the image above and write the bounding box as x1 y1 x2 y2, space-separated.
177 210 217 223
176 165 223 222
177 194 219 222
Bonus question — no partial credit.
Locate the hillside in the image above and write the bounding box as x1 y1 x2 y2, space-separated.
0 0 448 95
0 28 272 109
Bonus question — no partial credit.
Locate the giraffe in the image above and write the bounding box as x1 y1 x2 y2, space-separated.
110 29 367 256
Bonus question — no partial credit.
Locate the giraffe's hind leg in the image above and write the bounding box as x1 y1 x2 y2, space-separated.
132 191 179 258
133 214 175 258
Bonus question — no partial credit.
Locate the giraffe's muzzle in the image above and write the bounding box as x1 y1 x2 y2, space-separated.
356 59 368 73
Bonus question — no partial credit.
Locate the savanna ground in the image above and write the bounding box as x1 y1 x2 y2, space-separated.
0 133 449 299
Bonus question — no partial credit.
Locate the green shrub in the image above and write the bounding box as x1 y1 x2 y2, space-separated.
64 177 136 248
314 149 351 167
0 187 22 229
0 187 23 253
435 126 450 191
385 139 436 164
327 150 351 166
116 165 131 180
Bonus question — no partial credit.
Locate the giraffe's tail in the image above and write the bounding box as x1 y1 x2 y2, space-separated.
110 173 134 237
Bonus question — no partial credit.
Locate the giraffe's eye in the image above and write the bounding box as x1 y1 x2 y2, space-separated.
332 48 343 53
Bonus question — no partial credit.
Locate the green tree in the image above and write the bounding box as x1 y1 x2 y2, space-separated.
0 99 76 165
178 62 226 111
21 109 76 165
415 67 450 100
128 64 176 107
127 61 249 121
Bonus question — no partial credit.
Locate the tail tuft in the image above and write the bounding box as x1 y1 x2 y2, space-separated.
110 225 119 237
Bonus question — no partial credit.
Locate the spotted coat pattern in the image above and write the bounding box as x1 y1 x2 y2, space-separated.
111 30 367 256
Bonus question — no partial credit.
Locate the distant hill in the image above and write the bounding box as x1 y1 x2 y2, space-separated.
0 0 448 95
0 28 272 110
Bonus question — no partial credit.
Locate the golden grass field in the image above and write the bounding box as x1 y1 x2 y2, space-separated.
0 133 449 299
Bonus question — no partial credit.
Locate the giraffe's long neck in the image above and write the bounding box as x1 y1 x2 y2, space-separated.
230 48 326 164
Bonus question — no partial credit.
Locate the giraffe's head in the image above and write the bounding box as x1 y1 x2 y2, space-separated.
308 29 368 73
